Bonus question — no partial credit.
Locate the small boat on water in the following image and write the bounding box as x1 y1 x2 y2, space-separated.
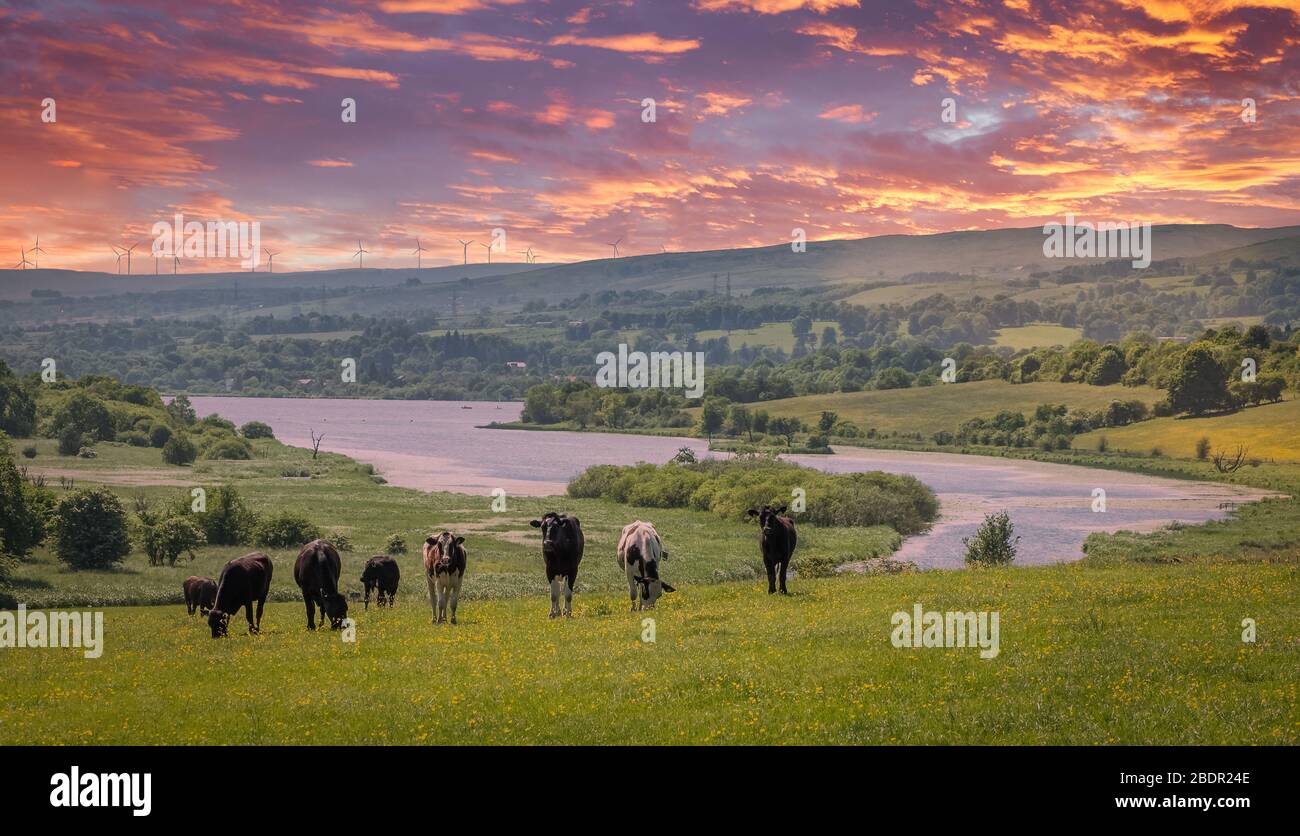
461 405 473 410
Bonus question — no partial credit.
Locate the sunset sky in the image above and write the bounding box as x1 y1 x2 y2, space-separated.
2 0 1299 273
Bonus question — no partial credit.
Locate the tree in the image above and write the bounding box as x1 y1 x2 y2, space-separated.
52 488 132 570
818 411 838 434
0 363 36 437
195 486 257 545
963 511 1018 566
1085 347 1126 385
166 395 197 426
139 514 206 567
791 314 812 340
874 367 913 390
50 393 113 442
726 404 754 440
1167 343 1229 416
162 434 198 465
769 416 800 447
1195 436 1211 461
239 421 275 439
522 384 562 424
697 398 727 440
57 425 86 456
0 435 52 557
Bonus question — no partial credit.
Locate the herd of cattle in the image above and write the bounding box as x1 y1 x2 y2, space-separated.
182 505 799 637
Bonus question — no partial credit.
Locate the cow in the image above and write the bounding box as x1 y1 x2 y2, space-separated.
422 532 467 625
182 576 217 616
745 505 797 595
360 554 400 611
294 539 348 630
208 553 273 638
529 512 584 618
616 520 675 611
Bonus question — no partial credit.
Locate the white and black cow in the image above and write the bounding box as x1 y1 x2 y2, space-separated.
616 520 675 611
529 512 584 618
745 505 797 595
423 531 467 625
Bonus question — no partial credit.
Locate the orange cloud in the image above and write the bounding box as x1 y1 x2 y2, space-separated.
818 104 877 123
549 32 700 54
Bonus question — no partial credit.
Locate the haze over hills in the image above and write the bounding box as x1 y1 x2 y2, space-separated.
3 224 1299 318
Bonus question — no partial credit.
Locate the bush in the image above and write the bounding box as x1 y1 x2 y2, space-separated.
255 512 321 549
328 531 354 552
21 445 36 459
52 488 132 570
385 534 407 555
118 430 150 447
194 486 257 546
239 421 274 439
149 424 172 448
1 437 53 557
204 438 251 460
1196 436 1211 461
139 515 206 567
963 511 1019 566
58 425 87 456
49 392 114 442
162 435 198 466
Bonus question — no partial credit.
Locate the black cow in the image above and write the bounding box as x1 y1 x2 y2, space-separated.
208 553 273 638
529 512 584 618
745 505 797 595
360 555 400 611
182 576 217 616
294 539 348 630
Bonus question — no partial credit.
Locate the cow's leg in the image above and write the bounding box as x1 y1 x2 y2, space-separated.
304 594 317 630
426 576 438 624
254 597 265 633
185 596 194 615
765 557 777 594
778 559 789 595
437 576 449 623
548 574 561 618
563 574 575 618
626 568 639 612
245 601 257 635
449 572 462 625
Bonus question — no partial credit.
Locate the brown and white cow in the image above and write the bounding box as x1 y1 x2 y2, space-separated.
616 520 675 611
423 531 467 625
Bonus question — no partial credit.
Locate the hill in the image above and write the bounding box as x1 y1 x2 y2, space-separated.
1074 398 1300 462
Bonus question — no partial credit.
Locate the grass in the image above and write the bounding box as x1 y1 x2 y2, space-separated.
1075 399 1300 462
2 561 1295 744
992 323 1083 350
5 437 899 609
742 380 1164 437
696 320 839 352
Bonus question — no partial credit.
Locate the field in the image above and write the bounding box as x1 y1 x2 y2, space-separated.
992 324 1083 350
696 320 839 352
2 561 1296 745
1074 399 1300 462
737 380 1164 437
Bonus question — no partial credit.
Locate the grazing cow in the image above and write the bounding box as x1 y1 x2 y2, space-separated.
360 554 400 611
745 505 797 595
422 532 467 625
529 512 584 618
616 520 675 611
208 553 273 638
294 539 348 630
182 576 217 616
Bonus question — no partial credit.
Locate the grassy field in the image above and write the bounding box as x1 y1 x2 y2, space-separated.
742 380 1164 437
992 324 1083 350
1074 399 1300 462
696 320 839 352
2 561 1294 744
5 437 899 609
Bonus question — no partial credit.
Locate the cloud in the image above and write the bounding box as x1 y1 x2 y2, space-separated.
818 104 877 124
549 32 701 54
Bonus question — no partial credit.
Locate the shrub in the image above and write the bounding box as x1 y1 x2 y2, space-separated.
149 424 173 448
963 511 1019 566
20 445 36 459
194 486 257 546
386 534 407 555
49 392 114 442
328 531 354 552
1196 436 1211 461
52 488 132 570
204 438 251 460
118 430 150 447
239 421 274 439
1 437 54 557
139 515 206 566
255 512 321 549
162 435 198 466
58 425 86 456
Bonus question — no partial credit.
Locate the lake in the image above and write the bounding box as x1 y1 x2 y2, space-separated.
188 396 1275 569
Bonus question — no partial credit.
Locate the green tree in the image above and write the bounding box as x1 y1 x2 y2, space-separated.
1168 343 1229 416
162 434 198 465
769 416 801 447
166 395 197 426
50 392 113 442
726 404 753 440
195 486 257 545
239 421 274 439
963 511 1019 566
522 384 562 424
818 410 838 434
0 363 36 437
697 397 728 440
52 488 132 570
0 435 53 557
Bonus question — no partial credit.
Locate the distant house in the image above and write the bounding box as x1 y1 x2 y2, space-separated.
505 361 527 370
297 378 314 385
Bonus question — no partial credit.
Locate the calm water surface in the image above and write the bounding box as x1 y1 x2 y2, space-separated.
189 397 1275 569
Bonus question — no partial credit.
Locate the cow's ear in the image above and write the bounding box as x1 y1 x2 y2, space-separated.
529 519 542 528
454 537 465 546
745 509 758 518
568 517 579 528
661 582 676 593
775 505 787 514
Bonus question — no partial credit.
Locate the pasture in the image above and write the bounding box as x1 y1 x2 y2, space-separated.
735 380 1164 437
696 320 840 352
1 561 1295 744
992 324 1083 350
1074 399 1300 462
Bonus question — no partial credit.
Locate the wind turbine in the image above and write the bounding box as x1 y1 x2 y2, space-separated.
110 245 124 274
30 236 46 268
609 238 622 259
173 255 181 274
480 241 492 264
264 248 279 273
457 239 472 265
518 249 530 263
413 239 426 269
526 247 536 264
352 240 368 269
15 249 33 270
121 242 138 275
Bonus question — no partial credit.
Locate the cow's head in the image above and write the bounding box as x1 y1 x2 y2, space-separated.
324 591 348 629
636 559 676 609
529 513 580 553
745 505 787 530
426 531 463 568
208 609 230 639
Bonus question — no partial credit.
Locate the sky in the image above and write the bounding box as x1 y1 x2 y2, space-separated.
1 0 1299 273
